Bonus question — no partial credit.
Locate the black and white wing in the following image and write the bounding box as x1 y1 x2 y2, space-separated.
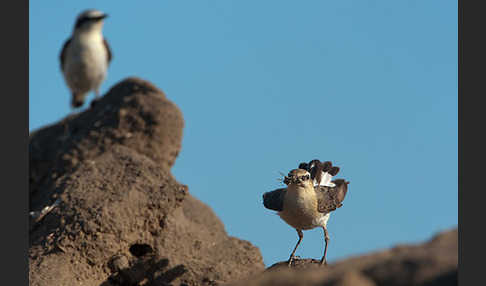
103 38 113 64
263 188 287 212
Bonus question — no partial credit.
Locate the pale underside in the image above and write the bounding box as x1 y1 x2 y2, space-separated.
278 170 334 230
63 33 108 97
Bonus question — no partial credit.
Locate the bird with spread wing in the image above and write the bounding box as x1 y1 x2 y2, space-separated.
263 159 349 266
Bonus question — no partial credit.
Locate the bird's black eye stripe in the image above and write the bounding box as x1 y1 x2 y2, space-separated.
75 15 105 29
300 175 309 181
75 17 92 29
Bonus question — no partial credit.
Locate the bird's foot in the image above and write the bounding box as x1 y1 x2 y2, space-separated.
287 256 302 267
319 258 328 266
287 257 294 267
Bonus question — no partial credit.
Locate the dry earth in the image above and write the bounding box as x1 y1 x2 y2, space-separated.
29 78 265 286
228 228 457 286
29 77 457 286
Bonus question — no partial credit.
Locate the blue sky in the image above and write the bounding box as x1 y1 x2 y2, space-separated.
30 1 457 266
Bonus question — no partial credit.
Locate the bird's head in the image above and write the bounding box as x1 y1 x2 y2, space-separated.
284 169 313 188
73 9 108 34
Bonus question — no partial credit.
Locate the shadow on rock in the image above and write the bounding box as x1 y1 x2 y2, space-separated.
101 255 188 286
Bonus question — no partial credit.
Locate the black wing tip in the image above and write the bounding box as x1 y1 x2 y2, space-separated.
329 166 340 176
263 189 285 211
333 178 348 185
262 191 270 201
262 192 270 208
321 161 332 172
103 38 113 63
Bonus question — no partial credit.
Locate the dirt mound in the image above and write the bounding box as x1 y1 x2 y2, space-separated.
29 78 264 286
228 228 457 286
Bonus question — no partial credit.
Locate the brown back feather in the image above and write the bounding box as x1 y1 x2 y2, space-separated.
315 179 349 213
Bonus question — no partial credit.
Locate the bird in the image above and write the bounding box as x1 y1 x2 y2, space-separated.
60 9 113 110
263 159 349 266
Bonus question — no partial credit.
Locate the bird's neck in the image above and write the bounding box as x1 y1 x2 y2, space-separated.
73 29 103 43
284 184 318 214
288 184 315 197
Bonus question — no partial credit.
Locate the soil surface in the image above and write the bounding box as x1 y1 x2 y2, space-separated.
228 228 457 286
29 78 265 286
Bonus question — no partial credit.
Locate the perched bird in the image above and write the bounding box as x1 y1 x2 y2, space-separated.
263 159 349 266
60 9 112 109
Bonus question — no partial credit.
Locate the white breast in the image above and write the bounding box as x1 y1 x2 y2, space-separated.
279 186 322 230
63 32 108 94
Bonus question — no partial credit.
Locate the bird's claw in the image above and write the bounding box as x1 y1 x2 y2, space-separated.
287 257 294 267
287 255 302 267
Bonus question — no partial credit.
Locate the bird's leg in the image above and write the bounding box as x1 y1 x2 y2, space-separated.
288 229 303 267
320 226 330 266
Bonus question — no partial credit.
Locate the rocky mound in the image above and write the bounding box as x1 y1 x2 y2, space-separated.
29 78 265 286
228 228 457 286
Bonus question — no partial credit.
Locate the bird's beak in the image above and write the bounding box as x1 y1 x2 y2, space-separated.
99 14 108 20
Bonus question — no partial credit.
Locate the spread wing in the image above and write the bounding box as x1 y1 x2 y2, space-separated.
315 179 349 213
263 188 287 212
103 38 113 64
60 37 72 71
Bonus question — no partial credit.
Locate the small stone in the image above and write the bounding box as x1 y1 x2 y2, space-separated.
109 254 129 273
